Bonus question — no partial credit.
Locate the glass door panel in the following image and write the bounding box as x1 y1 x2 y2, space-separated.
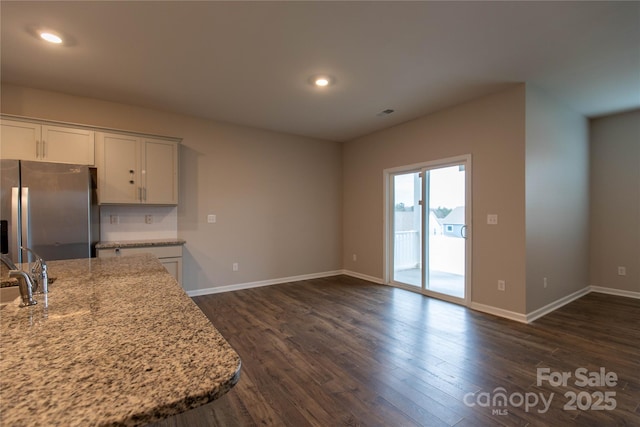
392 172 421 287
425 165 465 299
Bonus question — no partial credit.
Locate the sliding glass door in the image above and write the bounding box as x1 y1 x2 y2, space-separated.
388 156 470 303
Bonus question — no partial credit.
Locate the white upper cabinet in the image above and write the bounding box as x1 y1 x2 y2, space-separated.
0 119 40 160
96 132 178 205
96 132 140 204
143 138 179 205
41 125 95 165
0 118 95 165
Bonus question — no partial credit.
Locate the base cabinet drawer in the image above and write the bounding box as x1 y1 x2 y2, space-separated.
97 245 183 284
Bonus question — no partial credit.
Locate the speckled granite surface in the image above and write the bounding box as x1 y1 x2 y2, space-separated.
0 254 241 426
95 239 186 249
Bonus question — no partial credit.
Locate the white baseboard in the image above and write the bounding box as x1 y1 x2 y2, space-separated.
475 286 637 324
340 270 385 284
469 302 528 323
187 272 639 325
186 270 343 297
590 286 640 299
525 286 591 323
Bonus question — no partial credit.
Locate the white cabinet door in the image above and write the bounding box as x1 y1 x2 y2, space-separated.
0 119 40 160
143 138 178 205
1 119 95 165
96 132 140 204
97 132 178 205
41 125 95 165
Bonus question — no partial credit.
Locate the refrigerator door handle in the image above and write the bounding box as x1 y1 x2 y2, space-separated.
11 187 21 263
21 187 31 260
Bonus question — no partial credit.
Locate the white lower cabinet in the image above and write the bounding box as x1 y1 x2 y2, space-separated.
97 245 183 284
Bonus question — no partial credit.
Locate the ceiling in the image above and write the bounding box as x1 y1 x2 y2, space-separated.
1 1 639 142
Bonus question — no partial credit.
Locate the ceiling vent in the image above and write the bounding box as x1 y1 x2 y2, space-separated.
376 109 395 117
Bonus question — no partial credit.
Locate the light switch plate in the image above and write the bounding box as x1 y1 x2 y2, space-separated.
487 214 498 225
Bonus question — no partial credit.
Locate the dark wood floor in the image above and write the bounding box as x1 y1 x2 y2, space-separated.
150 276 640 427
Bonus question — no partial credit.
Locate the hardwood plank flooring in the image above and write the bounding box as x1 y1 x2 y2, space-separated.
149 276 640 426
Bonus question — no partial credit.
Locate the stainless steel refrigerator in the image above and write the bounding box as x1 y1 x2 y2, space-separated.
1 160 99 263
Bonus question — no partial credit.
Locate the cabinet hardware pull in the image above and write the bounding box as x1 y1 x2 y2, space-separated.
36 140 40 158
42 140 46 158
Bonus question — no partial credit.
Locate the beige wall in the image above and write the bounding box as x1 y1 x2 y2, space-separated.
525 84 590 312
343 85 528 314
590 110 640 293
1 84 343 292
5 82 633 316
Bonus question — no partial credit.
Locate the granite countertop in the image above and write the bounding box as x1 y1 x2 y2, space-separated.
95 239 186 250
0 254 241 426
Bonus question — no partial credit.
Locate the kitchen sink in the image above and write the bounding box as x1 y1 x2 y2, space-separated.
0 275 57 307
0 285 20 305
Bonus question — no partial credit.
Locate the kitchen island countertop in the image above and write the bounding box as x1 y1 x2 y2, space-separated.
0 254 241 426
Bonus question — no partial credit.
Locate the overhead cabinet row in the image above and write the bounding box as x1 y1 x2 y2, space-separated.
0 117 179 206
0 119 95 165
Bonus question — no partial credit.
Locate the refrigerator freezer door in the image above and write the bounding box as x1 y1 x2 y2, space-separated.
20 161 92 261
0 160 20 262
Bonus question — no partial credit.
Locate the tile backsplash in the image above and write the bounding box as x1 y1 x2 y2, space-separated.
100 205 177 241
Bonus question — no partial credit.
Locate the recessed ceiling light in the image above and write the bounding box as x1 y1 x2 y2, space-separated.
309 75 335 88
40 32 63 44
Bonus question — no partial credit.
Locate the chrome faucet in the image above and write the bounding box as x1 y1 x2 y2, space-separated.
1 254 37 307
21 247 48 294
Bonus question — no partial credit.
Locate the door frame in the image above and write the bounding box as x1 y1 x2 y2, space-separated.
383 154 472 306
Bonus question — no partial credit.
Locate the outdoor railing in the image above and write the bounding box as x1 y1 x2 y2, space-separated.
394 230 420 270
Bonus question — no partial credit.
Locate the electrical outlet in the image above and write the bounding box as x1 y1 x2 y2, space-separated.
109 215 119 224
207 214 216 223
232 262 239 272
498 280 506 291
487 214 498 225
145 215 153 224
617 266 626 276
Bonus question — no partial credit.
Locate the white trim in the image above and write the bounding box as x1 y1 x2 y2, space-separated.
383 154 473 175
590 286 640 299
469 302 528 323
185 270 343 297
341 270 385 284
187 272 639 323
525 286 591 323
